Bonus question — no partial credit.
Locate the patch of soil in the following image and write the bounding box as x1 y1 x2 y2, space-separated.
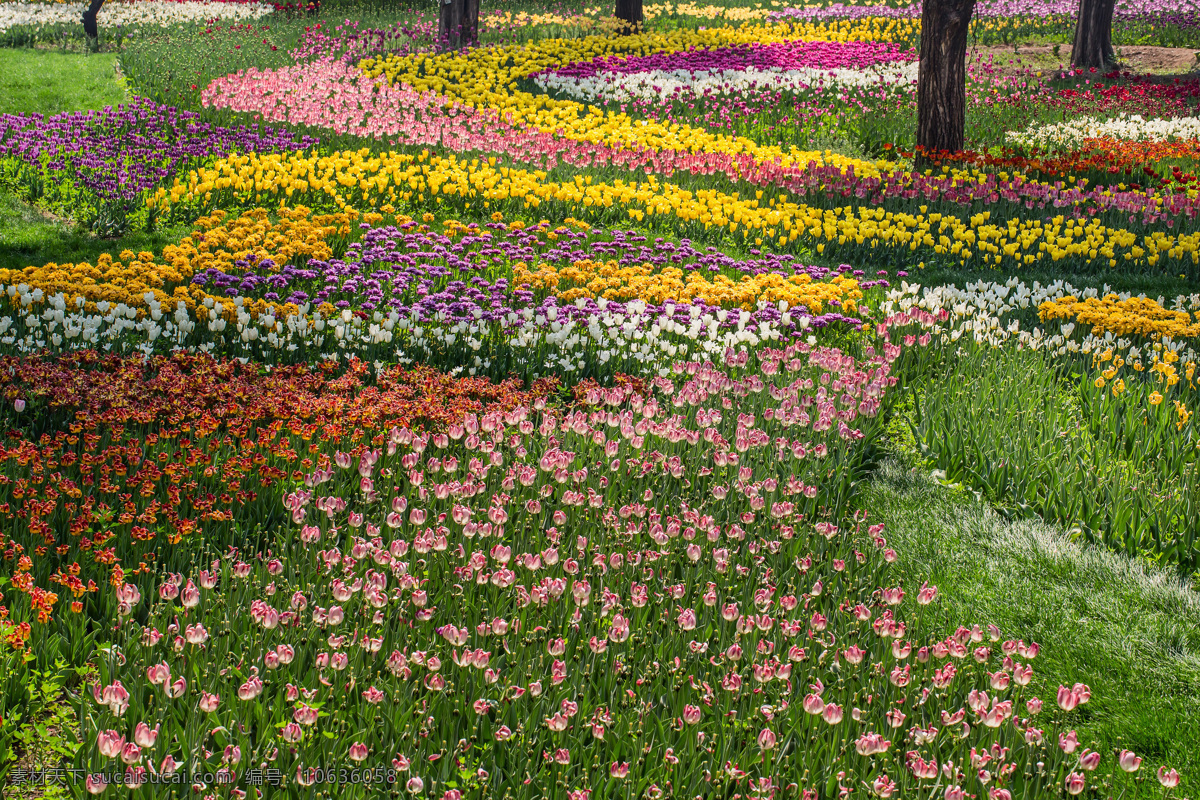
972 43 1200 75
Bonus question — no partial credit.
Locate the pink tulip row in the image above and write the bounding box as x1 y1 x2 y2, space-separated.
74 323 1182 799
201 59 522 149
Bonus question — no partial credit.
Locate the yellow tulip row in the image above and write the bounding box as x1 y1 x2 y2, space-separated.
489 2 780 28
149 149 1200 273
357 22 906 179
0 207 363 320
1040 295 1200 341
511 257 863 312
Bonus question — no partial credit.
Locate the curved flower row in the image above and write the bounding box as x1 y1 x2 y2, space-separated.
1008 113 1200 150
774 0 1200 20
357 23 902 178
536 39 915 80
880 278 1200 369
534 62 918 105
149 150 1200 273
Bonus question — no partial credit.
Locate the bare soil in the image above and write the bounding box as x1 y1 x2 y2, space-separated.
972 43 1200 75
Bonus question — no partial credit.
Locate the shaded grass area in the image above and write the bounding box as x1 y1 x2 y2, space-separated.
0 49 127 117
866 458 1200 795
909 262 1198 298
0 190 190 273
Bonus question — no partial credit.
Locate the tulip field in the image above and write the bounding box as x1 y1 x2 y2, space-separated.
1 0 1200 796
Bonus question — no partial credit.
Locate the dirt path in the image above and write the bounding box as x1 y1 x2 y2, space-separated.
972 43 1200 75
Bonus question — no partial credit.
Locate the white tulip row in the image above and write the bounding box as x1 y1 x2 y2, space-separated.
0 285 815 378
533 62 918 105
0 0 273 33
1006 114 1200 150
881 277 1200 367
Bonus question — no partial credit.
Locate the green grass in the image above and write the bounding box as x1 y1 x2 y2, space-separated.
866 458 1200 795
0 189 190 273
0 49 127 117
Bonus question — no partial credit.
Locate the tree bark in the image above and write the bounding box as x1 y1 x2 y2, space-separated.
916 0 976 166
439 0 478 51
615 0 643 34
1071 0 1116 70
82 0 104 48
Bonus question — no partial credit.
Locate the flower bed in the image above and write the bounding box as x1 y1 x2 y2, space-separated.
0 0 272 34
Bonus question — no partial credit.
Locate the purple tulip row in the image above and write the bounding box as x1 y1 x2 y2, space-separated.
190 219 879 331
0 97 317 205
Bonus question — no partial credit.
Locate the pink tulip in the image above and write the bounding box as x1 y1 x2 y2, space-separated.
1057 685 1080 711
1065 773 1086 796
1118 750 1142 773
133 722 158 749
683 705 702 725
1079 750 1101 771
349 743 369 762
872 774 896 798
97 730 125 759
120 742 141 765
757 729 777 750
85 774 107 794
1158 767 1181 788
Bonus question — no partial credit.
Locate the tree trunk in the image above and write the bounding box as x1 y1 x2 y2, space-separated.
1071 0 1116 70
916 0 976 166
615 0 643 34
463 0 479 47
438 0 479 51
82 0 104 49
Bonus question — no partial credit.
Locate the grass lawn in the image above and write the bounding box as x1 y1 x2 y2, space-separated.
867 458 1200 795
0 49 127 116
0 189 190 273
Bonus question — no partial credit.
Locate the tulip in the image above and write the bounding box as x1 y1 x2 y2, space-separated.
133 722 158 749
1065 773 1086 796
1158 767 1181 788
97 730 125 759
1118 750 1141 773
